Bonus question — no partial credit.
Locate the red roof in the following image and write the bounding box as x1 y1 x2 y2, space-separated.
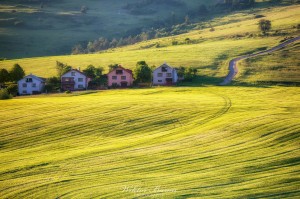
108 66 133 76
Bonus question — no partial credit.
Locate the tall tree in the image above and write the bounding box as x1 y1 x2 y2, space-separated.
108 64 119 72
184 15 190 25
94 67 104 77
56 61 72 77
83 65 104 78
258 19 272 34
71 44 85 55
0 68 10 85
176 66 186 78
134 61 152 83
83 65 97 78
10 64 25 82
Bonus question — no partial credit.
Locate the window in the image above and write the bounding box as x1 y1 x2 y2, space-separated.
26 78 32 82
78 85 84 89
78 78 83 82
112 76 117 80
158 73 163 77
63 77 73 82
32 83 36 88
116 70 123 75
158 80 162 83
23 83 27 88
71 72 76 76
161 67 167 72
22 90 27 94
121 76 126 80
167 73 172 77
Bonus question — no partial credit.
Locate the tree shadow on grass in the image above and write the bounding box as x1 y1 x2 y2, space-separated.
177 75 225 87
177 75 299 88
225 80 300 88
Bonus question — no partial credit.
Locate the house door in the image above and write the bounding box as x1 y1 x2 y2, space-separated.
121 82 128 87
166 78 173 85
63 84 75 91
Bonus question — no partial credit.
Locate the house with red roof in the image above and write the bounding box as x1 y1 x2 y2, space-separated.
107 66 134 88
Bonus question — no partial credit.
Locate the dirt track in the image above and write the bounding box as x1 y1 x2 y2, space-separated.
220 36 300 85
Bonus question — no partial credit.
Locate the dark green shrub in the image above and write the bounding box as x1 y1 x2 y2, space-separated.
6 83 18 96
65 90 71 94
111 83 119 89
0 89 12 100
172 40 178 45
134 61 152 83
255 14 265 19
45 76 61 93
258 19 272 34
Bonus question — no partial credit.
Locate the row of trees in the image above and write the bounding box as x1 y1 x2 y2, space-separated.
71 3 210 54
0 64 26 99
73 16 273 54
0 64 25 85
71 0 263 55
72 30 167 54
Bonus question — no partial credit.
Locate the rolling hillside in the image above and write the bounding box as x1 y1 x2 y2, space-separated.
235 41 300 85
0 0 215 58
1 4 299 85
1 1 300 198
0 87 299 198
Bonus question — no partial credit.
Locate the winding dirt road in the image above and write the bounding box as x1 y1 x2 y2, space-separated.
220 36 300 85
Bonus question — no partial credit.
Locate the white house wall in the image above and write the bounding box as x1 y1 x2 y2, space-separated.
153 65 178 85
18 76 44 95
62 71 87 89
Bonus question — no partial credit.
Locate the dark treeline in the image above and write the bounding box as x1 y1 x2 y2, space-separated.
71 2 212 54
70 0 295 55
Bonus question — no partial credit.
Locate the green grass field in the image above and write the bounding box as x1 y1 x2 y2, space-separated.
1 4 299 85
235 42 300 84
0 87 299 198
1 1 299 198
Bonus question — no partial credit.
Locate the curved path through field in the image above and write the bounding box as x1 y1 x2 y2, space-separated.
220 36 300 85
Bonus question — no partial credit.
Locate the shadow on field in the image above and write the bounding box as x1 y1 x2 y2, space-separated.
178 75 225 87
178 75 300 88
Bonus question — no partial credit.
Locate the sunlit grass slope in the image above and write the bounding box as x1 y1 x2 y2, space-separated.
1 5 299 84
236 41 300 84
0 87 299 198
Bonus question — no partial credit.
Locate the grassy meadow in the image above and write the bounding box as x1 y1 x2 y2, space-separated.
236 41 300 84
0 2 299 198
1 4 299 85
0 87 299 198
